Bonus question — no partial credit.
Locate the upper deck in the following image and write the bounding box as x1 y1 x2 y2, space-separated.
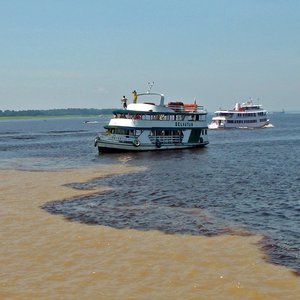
214 100 266 115
116 91 206 115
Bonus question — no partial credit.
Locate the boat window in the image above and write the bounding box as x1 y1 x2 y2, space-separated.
115 113 127 119
133 114 141 120
150 115 160 120
114 128 128 135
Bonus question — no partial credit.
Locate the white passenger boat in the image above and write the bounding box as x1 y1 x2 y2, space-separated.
94 87 209 152
209 100 270 129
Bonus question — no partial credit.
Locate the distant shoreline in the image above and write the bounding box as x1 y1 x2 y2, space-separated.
0 108 115 120
0 108 114 120
0 115 106 121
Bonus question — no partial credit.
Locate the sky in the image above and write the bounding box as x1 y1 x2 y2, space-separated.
0 0 299 112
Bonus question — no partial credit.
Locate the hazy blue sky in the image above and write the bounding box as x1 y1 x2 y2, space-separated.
1 0 299 111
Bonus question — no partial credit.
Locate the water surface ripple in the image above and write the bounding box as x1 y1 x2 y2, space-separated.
1 115 299 273
43 114 300 273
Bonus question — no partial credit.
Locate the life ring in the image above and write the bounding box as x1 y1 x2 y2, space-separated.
155 140 161 148
94 137 100 147
132 139 141 147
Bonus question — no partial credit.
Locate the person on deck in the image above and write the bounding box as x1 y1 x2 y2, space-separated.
132 90 137 104
121 96 128 109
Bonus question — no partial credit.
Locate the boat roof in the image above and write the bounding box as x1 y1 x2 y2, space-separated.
117 89 207 114
136 92 165 106
214 109 266 113
112 109 206 115
214 100 265 113
104 124 207 130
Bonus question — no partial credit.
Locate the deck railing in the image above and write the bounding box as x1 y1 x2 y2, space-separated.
149 135 182 144
99 132 183 145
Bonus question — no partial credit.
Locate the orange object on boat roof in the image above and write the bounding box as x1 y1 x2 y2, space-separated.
184 103 197 112
184 104 197 107
168 101 184 106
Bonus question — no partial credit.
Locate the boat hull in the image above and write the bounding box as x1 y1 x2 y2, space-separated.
96 141 208 152
208 122 270 129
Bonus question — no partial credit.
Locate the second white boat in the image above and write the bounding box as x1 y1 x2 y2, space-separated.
209 99 271 129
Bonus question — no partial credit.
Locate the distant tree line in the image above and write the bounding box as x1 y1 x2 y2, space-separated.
0 108 114 117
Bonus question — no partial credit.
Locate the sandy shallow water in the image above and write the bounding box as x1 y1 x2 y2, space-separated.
0 166 299 300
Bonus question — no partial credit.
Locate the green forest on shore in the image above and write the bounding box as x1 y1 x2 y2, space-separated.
0 108 114 118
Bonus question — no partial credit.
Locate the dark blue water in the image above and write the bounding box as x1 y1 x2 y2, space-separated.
1 114 300 273
0 117 110 169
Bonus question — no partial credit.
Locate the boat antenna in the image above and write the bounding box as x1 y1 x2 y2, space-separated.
147 81 154 93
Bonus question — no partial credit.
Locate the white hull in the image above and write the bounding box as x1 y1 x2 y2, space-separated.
97 140 208 152
95 125 209 152
208 120 270 129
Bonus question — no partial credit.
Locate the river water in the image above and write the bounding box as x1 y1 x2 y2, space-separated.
0 113 300 298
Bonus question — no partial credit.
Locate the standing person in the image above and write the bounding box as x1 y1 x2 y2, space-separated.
132 90 137 104
121 96 128 109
